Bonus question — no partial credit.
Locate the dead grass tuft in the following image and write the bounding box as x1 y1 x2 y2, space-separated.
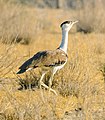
0 1 105 119
77 0 105 33
0 0 51 44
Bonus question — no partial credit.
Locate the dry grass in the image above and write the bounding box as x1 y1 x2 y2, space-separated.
0 33 105 120
0 0 51 44
77 0 105 33
0 1 105 120
0 0 78 44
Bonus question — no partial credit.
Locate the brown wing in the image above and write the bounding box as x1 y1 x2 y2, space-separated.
17 49 67 74
37 49 67 67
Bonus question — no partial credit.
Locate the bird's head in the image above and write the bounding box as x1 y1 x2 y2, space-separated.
60 20 78 32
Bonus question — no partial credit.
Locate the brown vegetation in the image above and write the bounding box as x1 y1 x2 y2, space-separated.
77 0 105 33
0 0 105 120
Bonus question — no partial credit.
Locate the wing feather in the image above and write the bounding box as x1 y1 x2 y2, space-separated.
18 49 67 71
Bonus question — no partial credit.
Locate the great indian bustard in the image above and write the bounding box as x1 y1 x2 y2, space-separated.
17 20 78 95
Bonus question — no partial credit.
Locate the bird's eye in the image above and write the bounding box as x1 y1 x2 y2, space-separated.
67 21 70 24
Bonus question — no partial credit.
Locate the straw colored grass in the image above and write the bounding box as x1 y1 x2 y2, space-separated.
0 32 105 119
0 1 105 120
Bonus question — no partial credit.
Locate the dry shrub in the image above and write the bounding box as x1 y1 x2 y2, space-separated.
56 39 102 97
17 71 39 90
77 0 105 33
100 64 105 83
0 0 51 44
0 1 105 118
0 44 18 78
0 33 105 119
0 84 59 120
53 36 105 119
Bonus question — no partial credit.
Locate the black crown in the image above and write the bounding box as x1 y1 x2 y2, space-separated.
60 21 70 27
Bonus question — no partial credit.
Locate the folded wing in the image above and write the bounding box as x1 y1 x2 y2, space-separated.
17 49 67 74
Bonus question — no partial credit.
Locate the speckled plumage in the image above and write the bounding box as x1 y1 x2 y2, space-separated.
17 49 67 74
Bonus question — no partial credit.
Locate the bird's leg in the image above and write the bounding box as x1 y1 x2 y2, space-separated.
48 69 57 95
39 71 50 90
49 74 53 92
49 76 57 95
39 71 47 102
39 70 57 95
41 80 57 95
39 72 46 89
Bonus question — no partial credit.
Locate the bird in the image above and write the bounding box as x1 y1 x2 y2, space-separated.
17 20 78 95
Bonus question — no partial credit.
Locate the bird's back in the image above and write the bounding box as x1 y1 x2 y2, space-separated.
17 49 67 74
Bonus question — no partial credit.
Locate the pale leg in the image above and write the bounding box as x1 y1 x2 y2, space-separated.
48 68 58 95
39 72 47 102
39 72 46 89
39 69 57 95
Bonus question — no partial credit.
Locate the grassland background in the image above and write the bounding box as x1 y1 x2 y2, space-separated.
0 0 105 120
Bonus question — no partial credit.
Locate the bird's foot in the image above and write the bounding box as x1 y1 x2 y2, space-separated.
40 81 57 95
49 88 57 95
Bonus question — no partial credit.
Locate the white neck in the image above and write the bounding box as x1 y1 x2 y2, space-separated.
59 30 69 53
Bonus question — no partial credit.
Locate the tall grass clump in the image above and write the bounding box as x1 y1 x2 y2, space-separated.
54 37 105 119
0 0 50 44
17 71 39 90
56 41 101 97
77 0 105 33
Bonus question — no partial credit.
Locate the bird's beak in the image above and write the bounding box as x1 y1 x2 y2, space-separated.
73 20 79 24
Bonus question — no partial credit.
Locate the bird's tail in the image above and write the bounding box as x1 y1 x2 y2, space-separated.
16 69 26 74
